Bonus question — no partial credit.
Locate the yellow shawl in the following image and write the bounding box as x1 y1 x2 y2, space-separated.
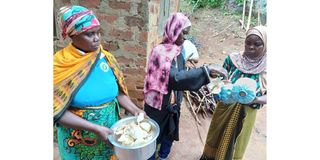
53 43 128 122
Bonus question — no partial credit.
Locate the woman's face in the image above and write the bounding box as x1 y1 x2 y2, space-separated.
71 26 101 52
175 26 191 46
244 34 264 58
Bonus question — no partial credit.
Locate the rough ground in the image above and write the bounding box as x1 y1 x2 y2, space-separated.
54 4 266 160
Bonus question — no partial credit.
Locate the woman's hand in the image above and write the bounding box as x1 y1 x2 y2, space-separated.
251 95 267 105
133 108 149 119
117 90 149 118
222 80 232 85
207 64 228 80
92 125 114 147
57 111 114 146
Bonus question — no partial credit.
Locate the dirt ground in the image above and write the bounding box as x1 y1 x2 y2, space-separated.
54 5 266 160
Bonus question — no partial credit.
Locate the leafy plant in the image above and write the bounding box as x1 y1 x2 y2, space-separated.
189 0 225 9
236 0 244 5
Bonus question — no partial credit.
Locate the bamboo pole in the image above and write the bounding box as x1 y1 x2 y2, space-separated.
241 0 247 29
257 0 262 25
246 0 254 31
257 10 261 26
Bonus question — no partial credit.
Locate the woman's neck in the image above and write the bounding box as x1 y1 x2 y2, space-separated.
71 43 87 55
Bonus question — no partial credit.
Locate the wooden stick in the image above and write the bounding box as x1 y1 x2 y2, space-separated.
257 11 260 26
195 118 205 145
246 0 254 31
194 91 202 103
185 91 202 124
239 19 247 31
241 0 246 29
213 23 235 37
201 100 209 117
196 101 202 113
258 0 262 25
196 96 206 113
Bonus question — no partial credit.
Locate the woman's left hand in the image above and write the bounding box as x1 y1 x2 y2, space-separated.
134 109 149 119
250 95 267 105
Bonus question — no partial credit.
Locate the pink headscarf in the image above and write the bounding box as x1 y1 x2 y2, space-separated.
144 13 191 110
162 13 192 44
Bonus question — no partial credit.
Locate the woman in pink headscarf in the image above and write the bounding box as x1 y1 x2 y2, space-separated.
144 13 227 160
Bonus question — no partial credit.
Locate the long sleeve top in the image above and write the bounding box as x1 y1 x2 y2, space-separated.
145 52 211 142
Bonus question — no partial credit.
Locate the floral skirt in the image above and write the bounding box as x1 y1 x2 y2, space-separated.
57 100 120 160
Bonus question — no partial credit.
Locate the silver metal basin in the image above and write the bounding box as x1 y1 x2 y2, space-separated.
108 116 160 160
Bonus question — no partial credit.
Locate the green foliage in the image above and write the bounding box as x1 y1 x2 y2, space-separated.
236 0 244 5
189 0 224 9
207 0 224 8
180 0 194 15
187 0 246 12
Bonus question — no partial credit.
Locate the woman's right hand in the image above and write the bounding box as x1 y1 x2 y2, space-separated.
207 64 228 80
92 125 114 147
57 111 115 146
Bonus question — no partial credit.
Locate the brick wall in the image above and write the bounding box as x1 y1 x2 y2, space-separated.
54 0 180 108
